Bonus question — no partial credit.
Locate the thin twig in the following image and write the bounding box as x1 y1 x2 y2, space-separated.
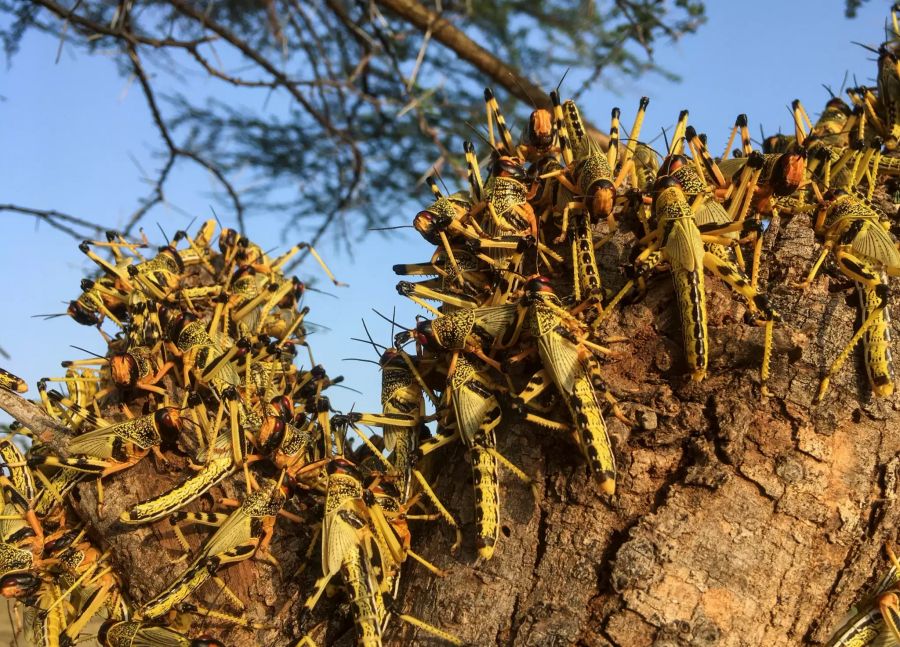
0 204 105 239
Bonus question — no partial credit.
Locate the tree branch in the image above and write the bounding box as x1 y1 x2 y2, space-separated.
33 0 212 48
372 0 609 145
0 204 105 239
166 0 365 236
124 43 246 233
0 388 72 454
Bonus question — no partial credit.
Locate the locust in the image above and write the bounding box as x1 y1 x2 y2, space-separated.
826 544 900 647
138 476 285 620
161 309 241 392
120 425 239 526
303 458 461 646
509 277 621 494
418 353 535 559
34 392 181 472
464 140 538 250
398 302 519 376
98 620 225 647
544 94 650 320
0 440 47 574
609 173 779 388
41 276 129 329
0 368 27 393
797 189 900 400
28 393 186 511
341 346 430 499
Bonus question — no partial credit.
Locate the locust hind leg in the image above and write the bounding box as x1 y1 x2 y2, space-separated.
671 267 708 382
384 590 463 646
858 278 895 397
469 444 501 560
702 245 779 391
880 590 900 644
817 278 890 403
411 469 462 554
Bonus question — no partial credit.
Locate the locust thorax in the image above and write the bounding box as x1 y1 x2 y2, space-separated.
652 176 685 211
158 245 185 274
814 97 852 135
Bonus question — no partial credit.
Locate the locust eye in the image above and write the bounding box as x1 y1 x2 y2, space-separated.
414 320 433 346
271 395 293 419
156 407 181 433
414 211 434 226
258 416 285 452
191 638 225 647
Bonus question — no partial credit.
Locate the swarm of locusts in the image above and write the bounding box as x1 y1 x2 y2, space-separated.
6 7 900 647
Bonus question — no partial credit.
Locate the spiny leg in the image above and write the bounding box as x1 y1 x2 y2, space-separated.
816 281 890 402
411 469 462 554
702 247 778 389
858 278 895 397
607 107 620 170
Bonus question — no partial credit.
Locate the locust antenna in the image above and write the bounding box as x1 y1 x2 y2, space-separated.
155 222 171 247
70 345 107 360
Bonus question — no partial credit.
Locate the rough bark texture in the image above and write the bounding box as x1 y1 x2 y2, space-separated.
393 190 900 646
36 186 900 647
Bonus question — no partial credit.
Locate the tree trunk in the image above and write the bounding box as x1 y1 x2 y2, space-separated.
9 196 900 647
393 189 900 646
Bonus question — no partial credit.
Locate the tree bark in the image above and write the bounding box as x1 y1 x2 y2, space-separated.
393 188 900 646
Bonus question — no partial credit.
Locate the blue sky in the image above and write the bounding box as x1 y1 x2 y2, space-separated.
0 0 891 418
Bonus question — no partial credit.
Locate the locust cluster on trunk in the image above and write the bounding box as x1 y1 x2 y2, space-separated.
5 5 900 646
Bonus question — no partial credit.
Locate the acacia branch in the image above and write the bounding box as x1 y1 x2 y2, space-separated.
372 0 609 145
33 0 212 48
166 0 365 237
124 43 246 233
373 0 547 106
0 204 105 239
